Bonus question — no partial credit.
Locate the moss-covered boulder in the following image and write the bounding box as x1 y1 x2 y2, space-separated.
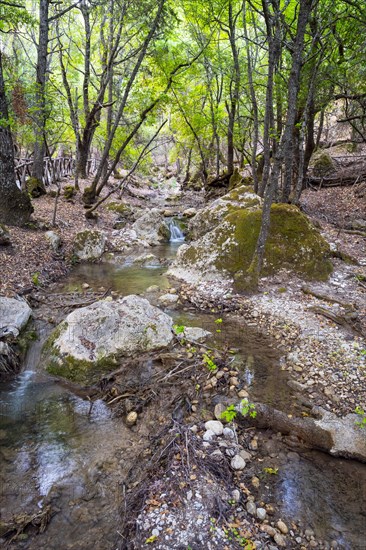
26 177 46 198
63 185 76 200
43 295 174 384
228 168 242 190
73 229 106 261
188 184 262 240
311 151 335 177
169 203 332 289
131 208 171 245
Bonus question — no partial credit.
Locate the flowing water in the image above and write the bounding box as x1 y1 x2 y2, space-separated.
1 238 365 549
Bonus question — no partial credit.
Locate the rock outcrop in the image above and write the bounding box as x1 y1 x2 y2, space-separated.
169 187 332 290
0 297 32 377
131 209 171 245
44 295 174 383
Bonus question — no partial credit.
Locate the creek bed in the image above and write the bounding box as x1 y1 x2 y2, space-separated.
1 242 365 548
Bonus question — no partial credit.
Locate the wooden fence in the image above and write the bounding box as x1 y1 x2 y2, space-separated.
15 156 99 190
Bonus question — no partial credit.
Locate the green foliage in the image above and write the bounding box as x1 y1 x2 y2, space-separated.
202 352 218 372
220 404 237 423
31 272 41 286
240 398 257 419
263 467 279 475
173 324 185 334
355 406 366 429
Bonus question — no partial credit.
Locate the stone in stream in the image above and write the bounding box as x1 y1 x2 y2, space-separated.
73 229 106 261
180 326 212 342
131 208 171 245
158 293 179 307
43 295 174 383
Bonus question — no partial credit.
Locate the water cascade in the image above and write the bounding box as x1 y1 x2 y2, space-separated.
169 219 185 242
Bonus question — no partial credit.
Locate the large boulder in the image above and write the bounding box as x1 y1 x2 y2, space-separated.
43 295 174 383
169 203 332 290
0 297 32 338
188 185 262 240
131 209 171 245
73 230 106 261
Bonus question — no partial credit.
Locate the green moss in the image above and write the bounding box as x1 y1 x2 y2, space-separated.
26 177 46 198
201 204 332 283
106 201 131 214
64 185 76 200
221 185 259 203
74 230 102 251
46 353 118 384
312 152 335 176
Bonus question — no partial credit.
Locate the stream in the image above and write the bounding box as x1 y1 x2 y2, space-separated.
1 232 365 549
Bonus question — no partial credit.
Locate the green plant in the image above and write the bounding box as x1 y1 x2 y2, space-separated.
31 272 41 286
221 404 237 422
173 324 185 334
240 398 257 418
215 317 223 333
263 467 279 475
202 352 218 372
355 406 366 428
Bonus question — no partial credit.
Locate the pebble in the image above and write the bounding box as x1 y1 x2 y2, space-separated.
204 420 224 435
230 455 246 470
126 411 137 427
249 438 258 451
214 403 227 420
152 528 160 537
239 449 252 461
256 507 267 521
274 533 287 547
203 429 216 442
261 524 276 537
82 282 90 289
251 476 260 488
238 389 249 398
246 501 257 515
277 520 289 534
232 489 241 502
223 427 235 439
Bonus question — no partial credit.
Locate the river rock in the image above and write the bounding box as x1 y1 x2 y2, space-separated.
132 253 160 267
231 455 246 470
246 501 257 515
44 295 174 383
203 429 216 442
256 508 267 521
277 520 288 534
181 327 212 342
159 293 179 307
205 420 224 435
73 230 106 261
45 230 62 252
132 209 171 245
274 533 287 547
0 297 32 338
126 411 138 427
0 224 11 246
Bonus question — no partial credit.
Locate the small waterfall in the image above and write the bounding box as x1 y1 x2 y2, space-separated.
169 219 185 242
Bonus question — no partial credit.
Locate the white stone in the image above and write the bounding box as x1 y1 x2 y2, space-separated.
132 209 170 245
126 411 137 427
246 501 257 515
45 230 61 252
256 508 267 521
46 295 174 368
204 420 224 435
231 455 246 470
182 327 212 342
203 429 216 442
0 297 32 338
223 427 235 439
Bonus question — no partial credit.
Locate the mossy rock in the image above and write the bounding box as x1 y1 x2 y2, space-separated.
64 185 76 200
73 229 106 260
106 201 132 215
175 203 332 288
0 223 11 246
26 177 46 198
312 152 335 177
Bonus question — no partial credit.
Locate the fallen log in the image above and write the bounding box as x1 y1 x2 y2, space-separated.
239 403 366 462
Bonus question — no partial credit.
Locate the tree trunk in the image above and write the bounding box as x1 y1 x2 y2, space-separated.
0 52 33 227
32 0 49 185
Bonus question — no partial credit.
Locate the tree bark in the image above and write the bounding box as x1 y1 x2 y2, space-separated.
32 0 49 185
0 52 33 226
